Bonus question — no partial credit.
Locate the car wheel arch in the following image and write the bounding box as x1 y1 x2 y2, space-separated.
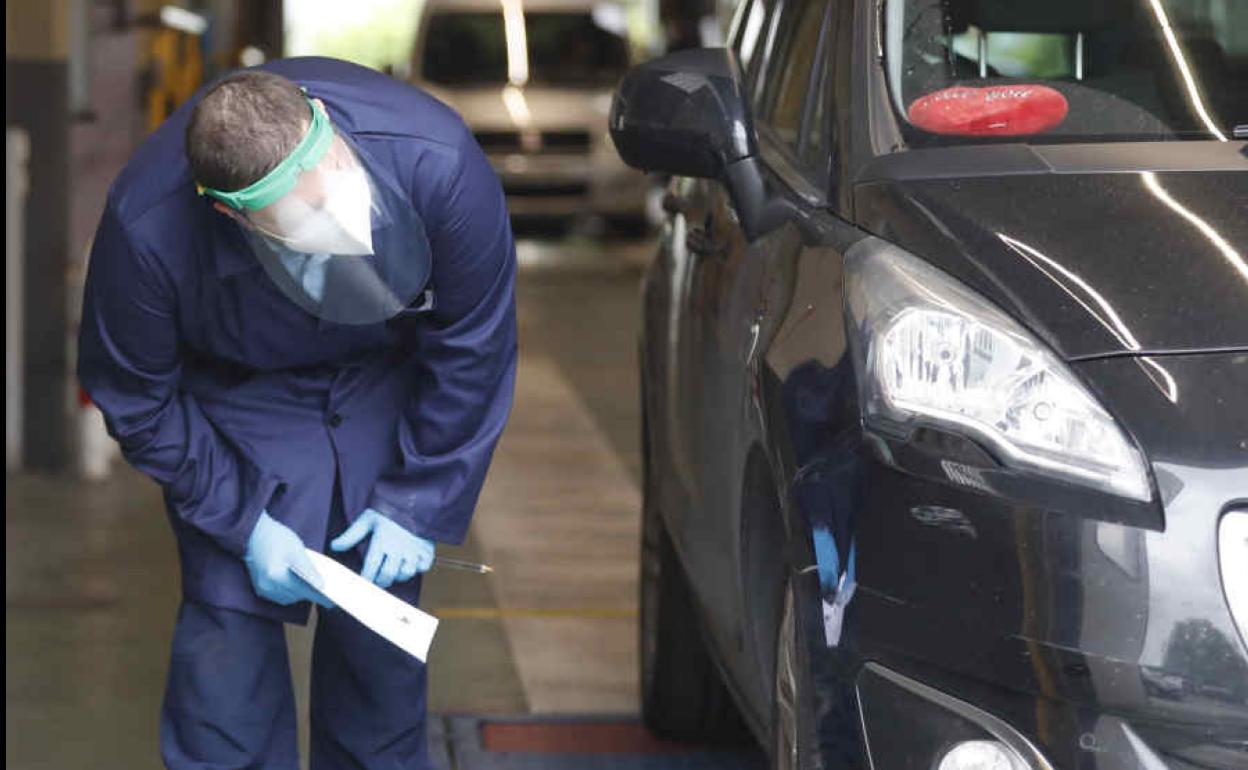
739 443 800 728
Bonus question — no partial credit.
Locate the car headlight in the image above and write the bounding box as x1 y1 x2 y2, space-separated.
845 240 1151 502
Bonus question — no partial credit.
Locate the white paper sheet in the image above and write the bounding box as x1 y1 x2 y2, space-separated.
292 549 439 662
821 574 856 648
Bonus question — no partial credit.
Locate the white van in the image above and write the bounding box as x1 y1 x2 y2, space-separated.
412 0 651 230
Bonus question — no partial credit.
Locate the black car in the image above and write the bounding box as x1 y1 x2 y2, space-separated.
610 1 1248 769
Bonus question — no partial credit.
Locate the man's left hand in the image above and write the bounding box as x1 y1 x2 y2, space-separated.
330 509 435 588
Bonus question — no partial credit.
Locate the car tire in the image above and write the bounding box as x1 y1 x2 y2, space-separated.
639 467 749 742
771 576 821 770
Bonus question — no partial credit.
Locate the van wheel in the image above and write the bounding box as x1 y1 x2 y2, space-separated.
639 482 749 742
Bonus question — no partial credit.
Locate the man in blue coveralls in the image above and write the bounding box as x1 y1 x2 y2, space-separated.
77 57 517 769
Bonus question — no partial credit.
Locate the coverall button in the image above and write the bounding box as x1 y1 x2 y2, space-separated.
327 413 343 428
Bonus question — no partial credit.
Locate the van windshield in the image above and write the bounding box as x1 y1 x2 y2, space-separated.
884 0 1247 144
422 10 629 87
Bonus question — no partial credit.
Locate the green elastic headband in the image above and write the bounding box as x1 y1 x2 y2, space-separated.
198 96 334 211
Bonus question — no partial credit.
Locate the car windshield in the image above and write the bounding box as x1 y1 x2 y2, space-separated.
421 8 629 87
884 0 1247 145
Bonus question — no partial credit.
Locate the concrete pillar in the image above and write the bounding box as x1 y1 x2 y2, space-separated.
234 0 284 61
6 0 73 472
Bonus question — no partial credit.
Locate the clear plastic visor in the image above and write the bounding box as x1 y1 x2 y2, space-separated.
236 130 432 325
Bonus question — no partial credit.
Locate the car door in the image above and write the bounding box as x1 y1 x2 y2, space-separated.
659 0 778 649
682 0 866 720
648 0 771 553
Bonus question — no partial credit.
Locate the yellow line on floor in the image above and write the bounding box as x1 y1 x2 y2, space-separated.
431 606 638 620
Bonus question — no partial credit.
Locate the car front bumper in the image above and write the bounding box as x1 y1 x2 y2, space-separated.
828 352 1248 770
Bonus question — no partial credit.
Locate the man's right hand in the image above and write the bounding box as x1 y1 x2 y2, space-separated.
244 512 334 608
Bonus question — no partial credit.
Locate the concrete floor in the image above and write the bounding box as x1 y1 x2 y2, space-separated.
5 231 653 769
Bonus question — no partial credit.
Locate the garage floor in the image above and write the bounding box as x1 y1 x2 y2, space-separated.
5 233 764 769
429 716 763 770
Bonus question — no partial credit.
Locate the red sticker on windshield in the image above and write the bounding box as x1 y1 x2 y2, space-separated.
907 85 1068 136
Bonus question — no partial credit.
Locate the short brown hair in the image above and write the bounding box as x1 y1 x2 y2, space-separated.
186 70 310 192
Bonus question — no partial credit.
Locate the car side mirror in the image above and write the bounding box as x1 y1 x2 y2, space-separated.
609 47 756 179
610 48 795 240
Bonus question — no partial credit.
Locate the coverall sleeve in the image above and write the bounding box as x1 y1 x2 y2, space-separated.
365 135 519 544
78 202 282 556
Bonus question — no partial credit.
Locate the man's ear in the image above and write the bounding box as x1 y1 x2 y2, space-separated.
212 202 252 228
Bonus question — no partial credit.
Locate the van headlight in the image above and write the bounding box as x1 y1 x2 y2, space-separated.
845 241 1151 502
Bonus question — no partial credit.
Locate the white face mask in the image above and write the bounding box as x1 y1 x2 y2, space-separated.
264 164 375 256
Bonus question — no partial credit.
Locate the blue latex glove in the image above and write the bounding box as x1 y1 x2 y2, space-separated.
330 509 435 589
244 512 334 608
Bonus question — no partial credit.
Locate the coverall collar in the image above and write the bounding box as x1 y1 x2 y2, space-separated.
214 220 263 278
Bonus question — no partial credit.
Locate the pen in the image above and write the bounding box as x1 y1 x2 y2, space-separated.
433 556 494 574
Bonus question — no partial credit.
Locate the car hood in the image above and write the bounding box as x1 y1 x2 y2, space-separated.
419 82 613 132
854 152 1248 360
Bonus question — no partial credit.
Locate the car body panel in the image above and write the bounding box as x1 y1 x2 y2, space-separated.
631 0 1248 767
854 169 1248 360
646 166 870 735
640 128 1248 770
849 352 1248 768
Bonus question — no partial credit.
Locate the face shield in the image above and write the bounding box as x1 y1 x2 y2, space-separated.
198 97 432 325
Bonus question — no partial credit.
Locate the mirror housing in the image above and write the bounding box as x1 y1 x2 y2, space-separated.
609 48 796 240
609 47 756 180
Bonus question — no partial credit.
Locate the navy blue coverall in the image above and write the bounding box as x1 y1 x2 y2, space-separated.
77 58 517 769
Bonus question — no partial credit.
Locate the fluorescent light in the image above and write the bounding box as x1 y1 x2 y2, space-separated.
502 85 532 127
501 0 529 86
239 45 266 67
160 6 208 36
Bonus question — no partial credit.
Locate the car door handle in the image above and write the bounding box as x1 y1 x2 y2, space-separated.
686 224 727 258
664 193 726 257
686 227 726 257
661 191 688 216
